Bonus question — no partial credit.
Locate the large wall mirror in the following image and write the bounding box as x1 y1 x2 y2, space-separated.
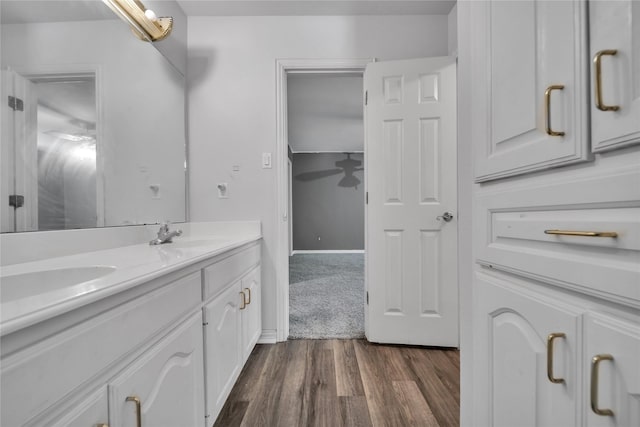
1 0 186 233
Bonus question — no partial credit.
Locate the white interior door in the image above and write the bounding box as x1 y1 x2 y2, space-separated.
13 72 38 231
1 69 16 232
365 56 458 346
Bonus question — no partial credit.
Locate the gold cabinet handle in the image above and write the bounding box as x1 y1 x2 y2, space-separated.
591 354 614 416
547 333 566 384
544 85 565 136
239 291 247 310
544 230 618 238
243 287 252 305
594 50 620 111
126 396 142 427
96 424 109 427
591 354 613 417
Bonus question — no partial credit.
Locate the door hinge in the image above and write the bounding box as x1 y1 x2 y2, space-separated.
366 291 369 305
9 194 24 208
8 96 23 111
364 91 368 106
366 192 368 204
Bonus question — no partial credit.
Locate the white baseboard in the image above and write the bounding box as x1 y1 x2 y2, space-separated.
291 250 365 254
258 329 277 344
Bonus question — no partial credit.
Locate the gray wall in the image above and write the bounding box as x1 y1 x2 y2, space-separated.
292 153 364 250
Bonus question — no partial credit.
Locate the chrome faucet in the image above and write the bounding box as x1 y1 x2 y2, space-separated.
149 222 183 245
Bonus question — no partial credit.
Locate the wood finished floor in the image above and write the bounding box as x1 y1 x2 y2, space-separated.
214 340 460 427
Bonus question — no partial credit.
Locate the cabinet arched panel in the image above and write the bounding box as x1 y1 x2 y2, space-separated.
474 272 581 427
109 313 205 427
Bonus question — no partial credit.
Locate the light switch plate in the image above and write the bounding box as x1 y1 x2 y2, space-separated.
262 153 272 168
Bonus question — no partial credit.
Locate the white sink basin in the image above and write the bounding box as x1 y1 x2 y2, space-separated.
1 266 116 302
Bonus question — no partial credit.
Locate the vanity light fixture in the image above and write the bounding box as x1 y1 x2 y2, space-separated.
102 0 173 42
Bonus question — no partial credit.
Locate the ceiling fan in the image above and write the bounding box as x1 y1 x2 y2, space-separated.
294 153 364 189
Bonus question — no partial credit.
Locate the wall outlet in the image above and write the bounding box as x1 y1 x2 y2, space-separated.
217 183 228 198
262 153 272 168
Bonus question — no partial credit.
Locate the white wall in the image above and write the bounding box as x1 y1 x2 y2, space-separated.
448 3 458 56
188 15 449 334
288 74 363 153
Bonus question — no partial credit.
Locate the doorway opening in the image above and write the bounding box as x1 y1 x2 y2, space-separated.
275 59 372 342
287 73 365 339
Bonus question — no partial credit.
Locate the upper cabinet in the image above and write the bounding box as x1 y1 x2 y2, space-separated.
589 0 640 152
472 0 590 182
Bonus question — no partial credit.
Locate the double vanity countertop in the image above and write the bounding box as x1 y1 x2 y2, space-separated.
0 222 262 336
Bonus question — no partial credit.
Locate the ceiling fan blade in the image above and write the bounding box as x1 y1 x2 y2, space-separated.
294 168 343 181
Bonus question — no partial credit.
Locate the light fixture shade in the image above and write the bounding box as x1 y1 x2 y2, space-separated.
102 0 173 42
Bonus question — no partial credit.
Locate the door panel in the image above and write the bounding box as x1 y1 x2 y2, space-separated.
365 57 458 346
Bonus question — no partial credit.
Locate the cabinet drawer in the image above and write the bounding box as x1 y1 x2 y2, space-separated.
0 271 201 427
478 206 640 307
203 243 260 300
475 169 640 308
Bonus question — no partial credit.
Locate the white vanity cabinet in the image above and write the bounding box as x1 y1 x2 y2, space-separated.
589 0 640 152
109 312 205 427
1 271 202 427
471 0 590 182
0 237 263 427
202 242 261 422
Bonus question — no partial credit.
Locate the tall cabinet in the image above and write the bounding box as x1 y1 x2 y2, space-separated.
468 1 640 426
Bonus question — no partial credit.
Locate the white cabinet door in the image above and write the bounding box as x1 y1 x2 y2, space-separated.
474 272 582 427
589 0 640 152
472 0 590 182
34 388 109 427
241 266 261 363
204 281 243 421
109 313 205 427
585 313 640 427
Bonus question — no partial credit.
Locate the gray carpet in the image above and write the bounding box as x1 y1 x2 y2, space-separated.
289 253 365 339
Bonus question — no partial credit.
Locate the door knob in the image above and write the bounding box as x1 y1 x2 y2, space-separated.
437 212 454 222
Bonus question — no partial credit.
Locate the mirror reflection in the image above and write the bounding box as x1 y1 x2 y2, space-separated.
1 0 186 233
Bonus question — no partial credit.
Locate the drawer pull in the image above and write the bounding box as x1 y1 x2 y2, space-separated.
239 291 247 310
593 50 620 112
544 85 565 136
96 424 109 427
544 230 618 238
546 333 566 384
591 354 614 416
126 396 142 427
244 287 252 305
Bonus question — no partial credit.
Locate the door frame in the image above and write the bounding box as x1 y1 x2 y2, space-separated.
275 58 374 342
